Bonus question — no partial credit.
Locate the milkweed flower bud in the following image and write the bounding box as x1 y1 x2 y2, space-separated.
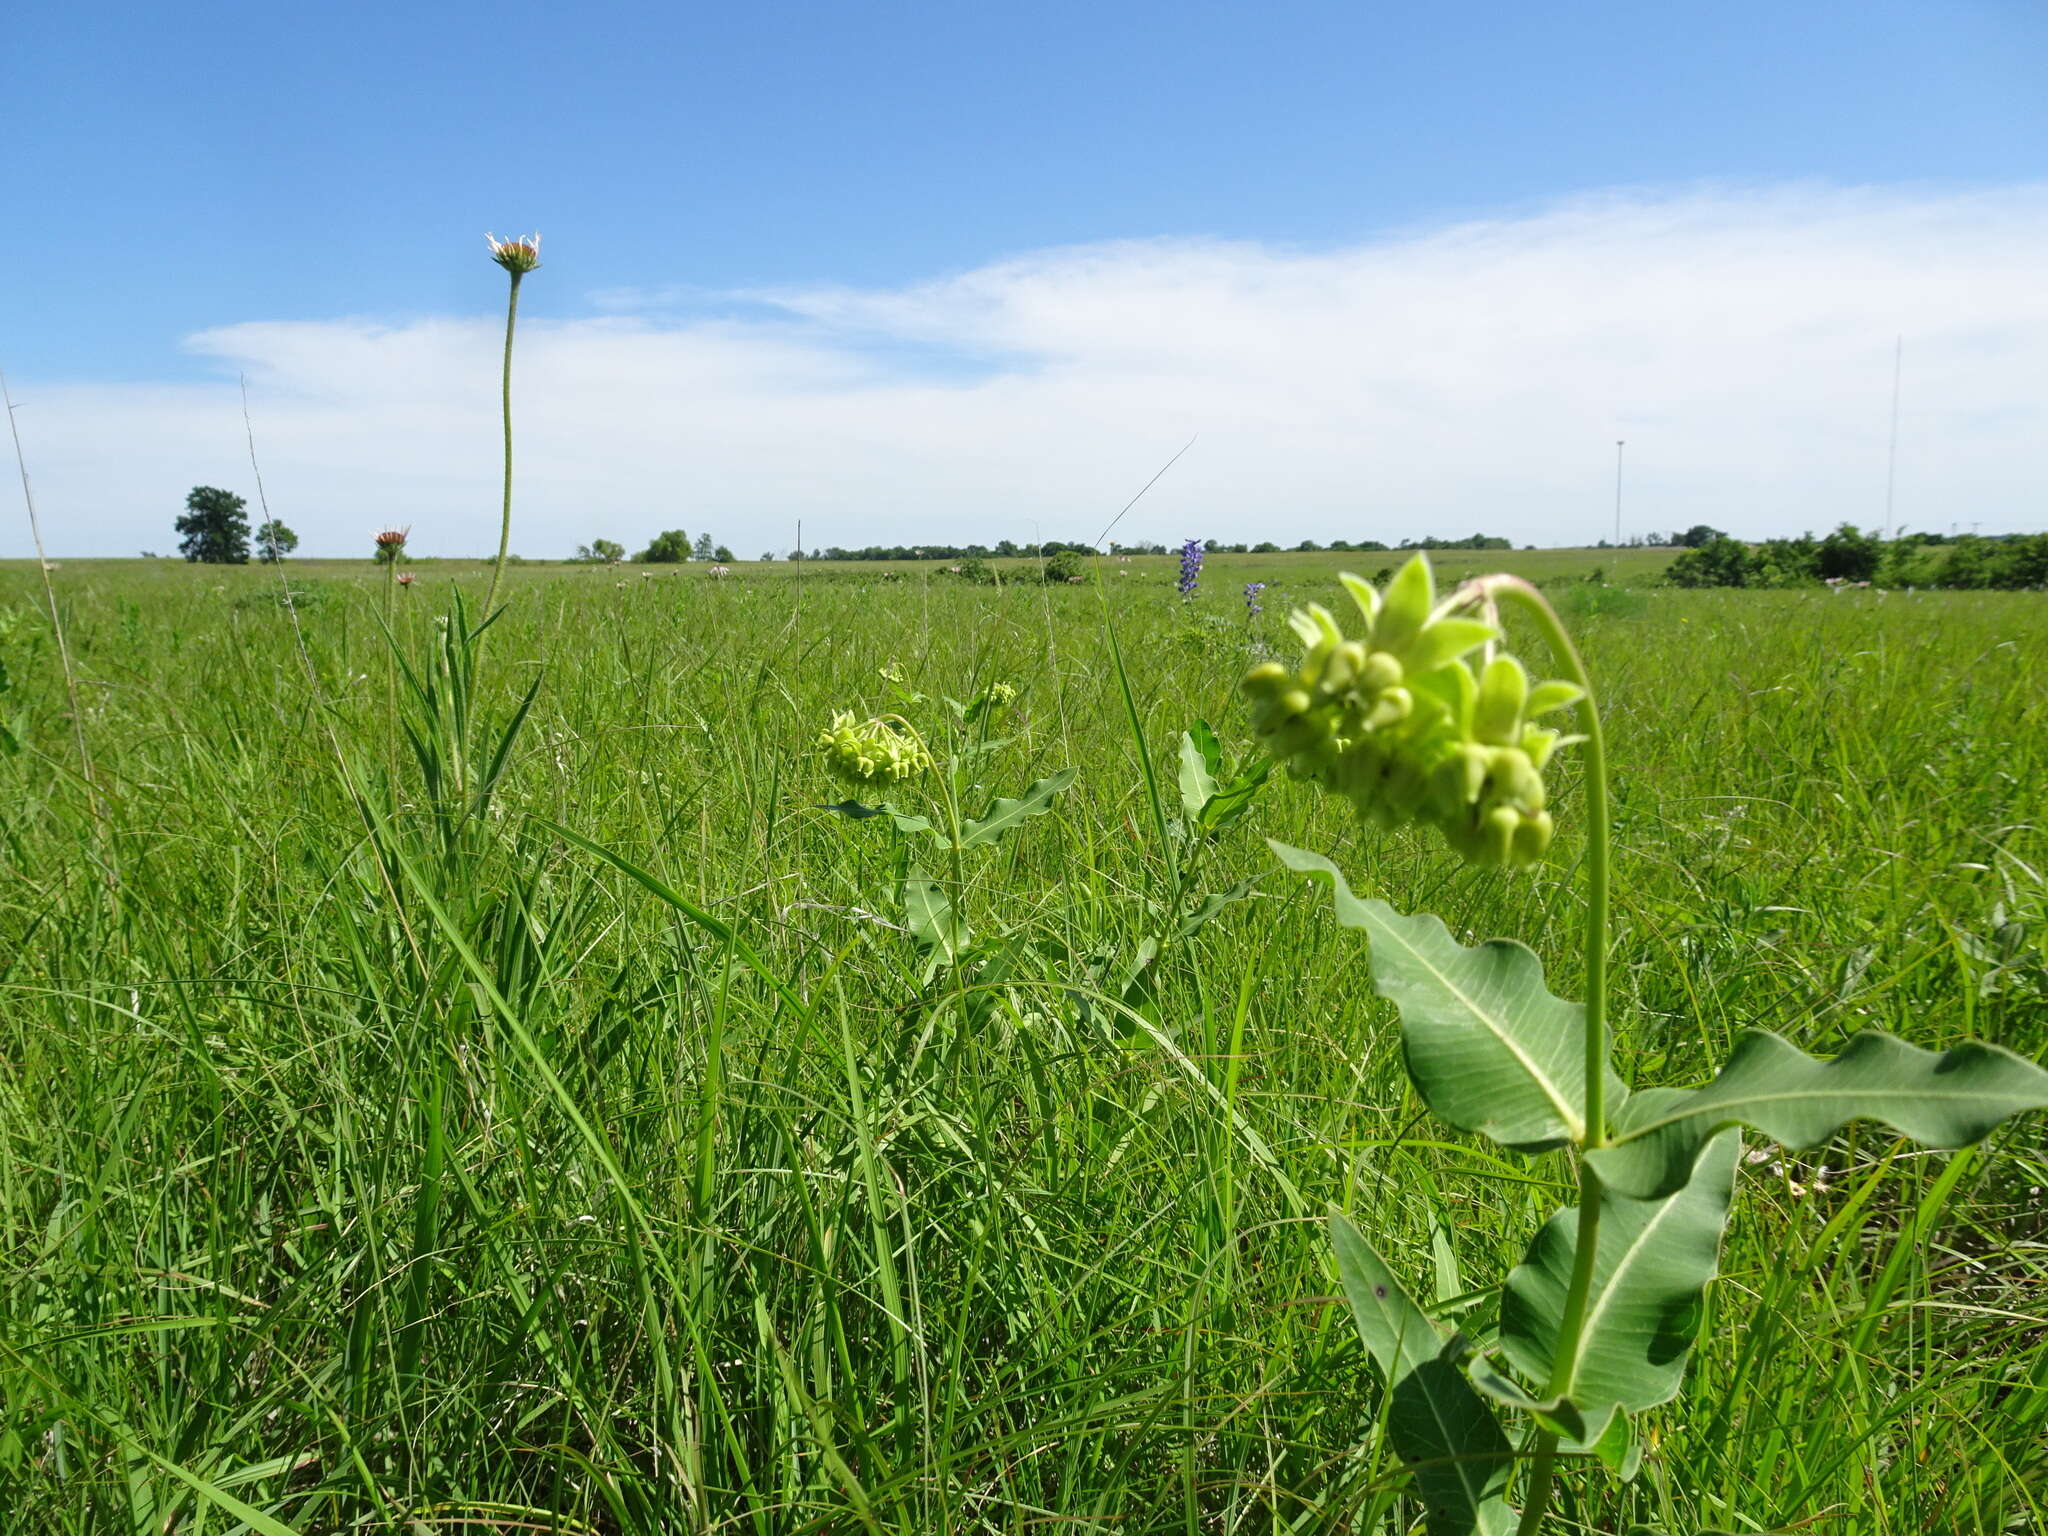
988 681 1018 707
1240 555 1583 869
817 711 933 785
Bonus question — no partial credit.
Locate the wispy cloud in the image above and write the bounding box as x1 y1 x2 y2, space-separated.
10 183 2046 559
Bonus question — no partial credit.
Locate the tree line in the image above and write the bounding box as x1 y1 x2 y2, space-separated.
1666 523 2048 590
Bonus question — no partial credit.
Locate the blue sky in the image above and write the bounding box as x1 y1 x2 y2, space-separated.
5 1 2045 555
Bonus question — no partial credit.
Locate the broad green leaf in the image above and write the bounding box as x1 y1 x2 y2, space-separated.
817 800 936 837
1588 1407 1643 1482
1467 1360 1588 1443
1196 757 1271 838
957 767 1076 849
1176 878 1259 940
1589 1029 2048 1199
1273 841 1613 1151
1331 1214 1515 1536
902 869 968 961
1501 1131 1740 1432
1178 724 1222 821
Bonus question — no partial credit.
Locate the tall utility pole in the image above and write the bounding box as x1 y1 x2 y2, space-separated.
1883 337 1903 542
1614 440 1626 547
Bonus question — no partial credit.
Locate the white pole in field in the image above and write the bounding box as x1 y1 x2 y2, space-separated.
1613 440 1625 547
1884 337 1902 541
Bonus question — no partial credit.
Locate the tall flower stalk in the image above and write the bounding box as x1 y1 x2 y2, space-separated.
1177 538 1204 599
482 232 540 621
376 527 409 792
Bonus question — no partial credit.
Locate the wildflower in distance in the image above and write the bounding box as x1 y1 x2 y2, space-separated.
1244 580 1267 617
1240 554 1583 867
818 711 934 786
1177 538 1205 599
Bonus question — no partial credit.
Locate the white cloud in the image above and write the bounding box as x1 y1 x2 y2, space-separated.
9 182 2046 559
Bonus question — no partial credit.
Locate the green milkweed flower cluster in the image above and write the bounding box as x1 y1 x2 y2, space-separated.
1241 555 1583 867
817 710 933 785
988 681 1018 707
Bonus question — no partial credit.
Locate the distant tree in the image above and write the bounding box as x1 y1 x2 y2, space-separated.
1817 522 1880 583
176 486 252 564
1665 537 1756 588
255 520 298 562
714 545 734 562
692 532 717 561
1678 524 1725 549
635 528 691 563
592 539 625 564
1294 539 1320 552
758 550 777 562
1041 549 1091 583
1252 541 1281 553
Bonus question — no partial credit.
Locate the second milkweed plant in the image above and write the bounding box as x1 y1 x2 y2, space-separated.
1247 555 2048 1535
816 679 1073 967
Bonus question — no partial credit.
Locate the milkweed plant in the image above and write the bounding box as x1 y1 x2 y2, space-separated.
815 675 1073 969
1244 554 2048 1535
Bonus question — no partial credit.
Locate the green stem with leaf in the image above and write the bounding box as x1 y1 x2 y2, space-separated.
1481 577 1613 1534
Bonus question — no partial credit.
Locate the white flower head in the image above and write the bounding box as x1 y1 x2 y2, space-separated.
485 231 542 274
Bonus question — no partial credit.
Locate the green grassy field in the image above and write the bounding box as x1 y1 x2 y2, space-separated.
1 553 2043 1534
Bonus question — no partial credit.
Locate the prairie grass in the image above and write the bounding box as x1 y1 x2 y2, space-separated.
0 556 2042 1533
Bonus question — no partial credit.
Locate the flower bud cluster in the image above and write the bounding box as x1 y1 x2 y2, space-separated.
817 711 933 785
1240 556 1583 868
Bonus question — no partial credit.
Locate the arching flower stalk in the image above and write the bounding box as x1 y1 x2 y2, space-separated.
482 232 540 621
375 527 410 793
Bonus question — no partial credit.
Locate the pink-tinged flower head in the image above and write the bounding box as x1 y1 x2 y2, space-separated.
373 527 409 550
485 232 542 275
396 571 416 587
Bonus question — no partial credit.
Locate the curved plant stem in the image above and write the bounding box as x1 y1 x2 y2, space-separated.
482 268 524 623
1479 577 1614 1535
384 555 400 796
